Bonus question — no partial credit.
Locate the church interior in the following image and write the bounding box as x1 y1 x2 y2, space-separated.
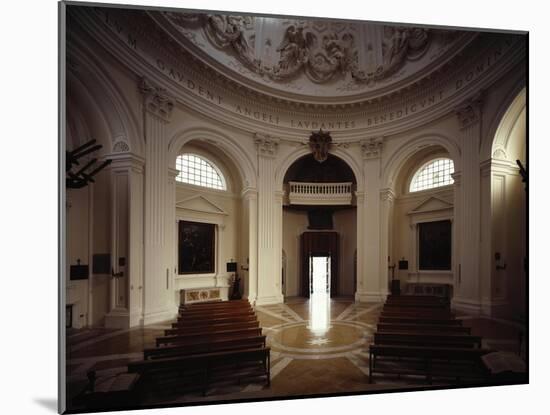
62 3 527 412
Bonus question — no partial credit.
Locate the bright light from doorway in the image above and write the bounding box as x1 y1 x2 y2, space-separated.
309 256 331 335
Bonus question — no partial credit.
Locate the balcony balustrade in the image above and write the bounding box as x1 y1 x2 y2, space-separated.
288 181 353 205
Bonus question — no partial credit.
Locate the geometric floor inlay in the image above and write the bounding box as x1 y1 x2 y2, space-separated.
268 320 373 357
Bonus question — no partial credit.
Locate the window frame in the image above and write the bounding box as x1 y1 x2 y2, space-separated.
409 157 455 193
175 153 227 191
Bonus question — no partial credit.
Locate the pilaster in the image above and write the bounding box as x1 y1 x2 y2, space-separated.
254 133 284 305
379 188 395 297
453 94 483 314
356 137 386 303
241 188 258 303
165 167 179 310
104 153 145 328
139 78 178 325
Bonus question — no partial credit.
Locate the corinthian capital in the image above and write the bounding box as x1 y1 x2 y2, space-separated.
139 77 175 122
455 93 483 130
360 137 384 159
254 133 279 158
380 188 395 203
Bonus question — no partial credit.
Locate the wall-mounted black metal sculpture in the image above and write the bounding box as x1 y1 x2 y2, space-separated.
66 139 112 189
517 159 527 190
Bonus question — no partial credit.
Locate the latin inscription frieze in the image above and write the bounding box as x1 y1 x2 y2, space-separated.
91 8 521 131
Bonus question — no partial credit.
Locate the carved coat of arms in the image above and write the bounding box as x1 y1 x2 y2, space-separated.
309 130 332 163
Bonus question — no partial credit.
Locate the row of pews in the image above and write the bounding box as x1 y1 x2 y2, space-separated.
129 299 271 396
368 295 492 384
81 299 270 409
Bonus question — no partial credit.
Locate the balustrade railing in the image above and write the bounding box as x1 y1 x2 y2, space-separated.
288 181 353 205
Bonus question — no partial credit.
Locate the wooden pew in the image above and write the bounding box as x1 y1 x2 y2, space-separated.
179 308 255 318
379 316 462 325
128 347 271 395
380 310 455 318
369 344 491 384
172 315 256 328
377 323 471 334
177 311 256 322
387 295 448 301
144 335 266 360
382 305 452 312
164 320 260 336
374 331 482 348
173 315 258 328
179 300 251 311
384 303 450 310
157 327 262 347
386 296 449 305
178 309 255 318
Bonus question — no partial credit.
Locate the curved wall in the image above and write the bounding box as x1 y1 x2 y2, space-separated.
64 5 527 326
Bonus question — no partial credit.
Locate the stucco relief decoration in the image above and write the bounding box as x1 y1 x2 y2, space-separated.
138 78 175 122
360 137 384 159
455 93 483 130
309 129 332 163
492 147 508 160
380 188 395 203
254 133 279 157
112 141 130 153
163 13 432 86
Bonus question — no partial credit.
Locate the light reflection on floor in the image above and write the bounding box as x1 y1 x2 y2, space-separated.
308 256 332 336
309 293 331 336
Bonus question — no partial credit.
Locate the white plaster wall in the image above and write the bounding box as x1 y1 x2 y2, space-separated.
392 187 454 290
333 209 357 296
490 108 526 319
282 208 357 297
174 183 242 299
66 188 90 329
282 209 309 297
91 172 111 326
65 11 526 322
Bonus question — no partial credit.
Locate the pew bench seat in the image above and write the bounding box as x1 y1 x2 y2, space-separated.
369 344 491 384
157 327 263 347
377 323 471 334
374 331 482 348
128 347 271 395
164 320 260 336
144 335 266 360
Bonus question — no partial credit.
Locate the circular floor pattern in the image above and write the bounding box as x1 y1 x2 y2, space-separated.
267 320 374 358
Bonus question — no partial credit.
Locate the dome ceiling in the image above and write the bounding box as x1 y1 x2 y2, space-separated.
152 11 477 103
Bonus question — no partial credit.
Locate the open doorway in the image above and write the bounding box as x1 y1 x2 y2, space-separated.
310 256 330 296
300 232 339 297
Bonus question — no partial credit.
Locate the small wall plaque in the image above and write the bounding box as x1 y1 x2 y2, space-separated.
92 254 111 274
70 264 89 280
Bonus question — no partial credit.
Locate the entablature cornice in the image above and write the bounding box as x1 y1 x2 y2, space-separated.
68 8 526 140
104 152 145 174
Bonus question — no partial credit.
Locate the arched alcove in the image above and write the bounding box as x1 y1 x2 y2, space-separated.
168 130 257 304
168 127 257 191
382 133 461 191
275 146 364 191
389 144 456 296
281 152 358 299
68 45 141 156
479 89 526 319
66 71 136 328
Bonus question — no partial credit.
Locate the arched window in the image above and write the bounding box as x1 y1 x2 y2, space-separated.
410 158 454 192
176 153 227 190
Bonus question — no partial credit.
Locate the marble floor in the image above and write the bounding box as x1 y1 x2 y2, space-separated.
65 297 526 409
